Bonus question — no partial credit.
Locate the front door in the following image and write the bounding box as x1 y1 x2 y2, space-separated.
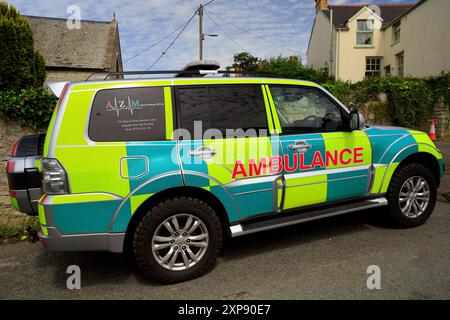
265 84 372 211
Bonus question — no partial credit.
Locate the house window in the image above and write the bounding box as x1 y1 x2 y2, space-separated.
396 52 404 77
385 65 391 77
365 57 381 77
392 21 401 43
357 20 374 46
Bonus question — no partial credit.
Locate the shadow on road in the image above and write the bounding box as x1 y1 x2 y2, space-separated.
32 207 390 288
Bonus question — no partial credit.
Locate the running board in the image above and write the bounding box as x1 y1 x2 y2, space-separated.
230 198 388 237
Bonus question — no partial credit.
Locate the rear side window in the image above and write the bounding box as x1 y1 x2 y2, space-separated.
89 87 166 142
176 85 267 137
178 87 211 135
210 86 267 131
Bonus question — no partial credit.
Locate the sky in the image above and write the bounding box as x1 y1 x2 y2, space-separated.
8 0 416 71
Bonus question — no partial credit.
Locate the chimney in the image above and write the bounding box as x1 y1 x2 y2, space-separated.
315 0 328 13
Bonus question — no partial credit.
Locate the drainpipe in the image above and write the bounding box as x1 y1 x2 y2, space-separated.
329 9 333 77
335 29 340 81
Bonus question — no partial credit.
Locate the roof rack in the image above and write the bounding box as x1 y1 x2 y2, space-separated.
85 69 273 81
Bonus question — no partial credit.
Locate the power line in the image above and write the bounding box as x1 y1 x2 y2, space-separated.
205 9 297 54
141 10 197 75
123 23 187 63
203 0 217 7
205 11 245 52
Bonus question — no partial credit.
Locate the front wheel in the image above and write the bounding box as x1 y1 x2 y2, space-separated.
133 197 222 283
386 163 437 228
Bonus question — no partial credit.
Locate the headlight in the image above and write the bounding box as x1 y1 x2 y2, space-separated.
42 158 68 194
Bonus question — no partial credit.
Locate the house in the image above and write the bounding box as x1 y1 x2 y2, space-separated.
25 15 123 82
307 0 450 82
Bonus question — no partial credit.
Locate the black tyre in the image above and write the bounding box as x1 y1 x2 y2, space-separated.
133 197 222 283
386 163 437 228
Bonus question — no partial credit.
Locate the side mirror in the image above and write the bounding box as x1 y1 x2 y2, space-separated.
349 109 365 131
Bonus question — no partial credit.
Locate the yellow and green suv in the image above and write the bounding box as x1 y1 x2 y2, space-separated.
6 75 445 283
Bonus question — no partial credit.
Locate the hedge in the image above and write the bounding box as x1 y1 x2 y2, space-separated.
0 88 57 129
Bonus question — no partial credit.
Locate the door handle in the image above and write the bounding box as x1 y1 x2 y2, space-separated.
288 141 312 152
189 146 217 159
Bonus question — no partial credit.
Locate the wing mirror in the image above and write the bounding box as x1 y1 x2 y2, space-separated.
349 108 366 131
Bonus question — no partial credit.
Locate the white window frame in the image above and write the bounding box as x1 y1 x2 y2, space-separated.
356 19 374 46
392 21 401 44
365 57 381 77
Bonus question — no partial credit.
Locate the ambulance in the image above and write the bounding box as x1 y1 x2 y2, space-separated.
6 73 445 283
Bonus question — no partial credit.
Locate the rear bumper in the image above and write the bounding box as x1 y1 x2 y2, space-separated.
38 227 124 253
38 193 125 253
10 188 42 215
7 155 42 215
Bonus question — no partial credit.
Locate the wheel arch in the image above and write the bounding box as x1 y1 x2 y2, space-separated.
395 152 441 187
123 186 230 255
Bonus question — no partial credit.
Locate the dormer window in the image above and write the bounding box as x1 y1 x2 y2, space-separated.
356 19 374 46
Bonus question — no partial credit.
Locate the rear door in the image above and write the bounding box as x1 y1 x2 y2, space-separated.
266 84 372 210
175 83 282 222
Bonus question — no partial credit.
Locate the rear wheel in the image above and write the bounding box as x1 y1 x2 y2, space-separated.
386 163 437 228
133 197 222 283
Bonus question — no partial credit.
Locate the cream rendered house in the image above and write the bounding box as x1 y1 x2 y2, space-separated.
307 0 450 82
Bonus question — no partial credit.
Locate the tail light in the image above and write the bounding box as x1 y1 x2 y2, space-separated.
42 158 68 194
6 161 15 173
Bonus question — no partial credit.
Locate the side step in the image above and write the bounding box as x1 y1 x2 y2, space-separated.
230 198 388 237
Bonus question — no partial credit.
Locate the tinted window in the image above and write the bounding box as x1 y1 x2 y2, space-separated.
269 86 343 134
210 86 267 132
177 85 267 137
178 87 211 135
89 87 166 142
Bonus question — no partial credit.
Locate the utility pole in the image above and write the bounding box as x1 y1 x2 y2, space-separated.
198 4 204 61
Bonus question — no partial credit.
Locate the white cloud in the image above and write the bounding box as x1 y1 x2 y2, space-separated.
8 0 415 71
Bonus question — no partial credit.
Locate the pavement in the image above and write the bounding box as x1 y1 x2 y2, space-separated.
1 143 449 300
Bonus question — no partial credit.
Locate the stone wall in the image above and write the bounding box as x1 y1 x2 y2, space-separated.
433 98 450 139
358 93 392 126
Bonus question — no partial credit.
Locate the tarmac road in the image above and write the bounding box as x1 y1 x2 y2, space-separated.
1 143 449 300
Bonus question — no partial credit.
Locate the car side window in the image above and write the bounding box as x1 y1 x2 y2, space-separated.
269 86 343 134
89 87 166 142
176 85 268 138
178 87 211 135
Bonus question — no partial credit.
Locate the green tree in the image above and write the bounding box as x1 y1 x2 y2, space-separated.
230 52 259 71
258 55 331 83
0 2 46 91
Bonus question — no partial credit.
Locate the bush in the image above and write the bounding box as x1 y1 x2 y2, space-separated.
0 2 46 91
323 74 449 129
322 81 355 107
379 77 433 128
426 71 450 106
0 88 57 128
